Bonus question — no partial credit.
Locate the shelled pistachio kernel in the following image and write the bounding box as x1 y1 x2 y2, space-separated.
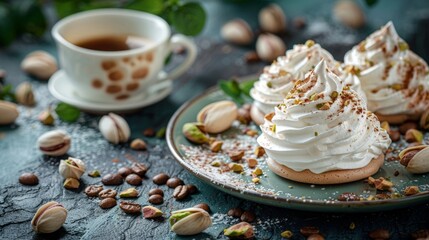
119 188 139 198
247 158 258 168
63 178 79 189
210 141 223 152
142 206 163 219
253 168 263 176
229 163 244 173
211 160 221 167
281 230 293 238
88 170 101 178
252 178 260 184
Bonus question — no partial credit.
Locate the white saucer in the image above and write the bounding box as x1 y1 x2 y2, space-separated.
48 70 173 114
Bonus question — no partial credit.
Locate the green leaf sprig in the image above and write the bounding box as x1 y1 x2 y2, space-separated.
0 84 16 102
55 102 81 123
218 79 256 105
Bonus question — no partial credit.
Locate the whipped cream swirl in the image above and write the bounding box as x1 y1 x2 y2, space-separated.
344 21 429 115
257 60 391 174
250 41 340 115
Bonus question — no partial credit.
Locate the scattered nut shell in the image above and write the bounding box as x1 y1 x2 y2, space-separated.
399 145 429 174
21 51 58 80
256 33 286 62
63 178 80 189
221 19 253 45
38 109 55 125
224 222 254 239
333 0 365 29
15 82 35 106
99 113 130 144
169 207 212 235
197 100 238 134
130 138 147 150
37 130 71 156
183 122 209 144
31 201 67 233
143 206 163 219
59 157 86 179
259 3 287 33
0 100 19 125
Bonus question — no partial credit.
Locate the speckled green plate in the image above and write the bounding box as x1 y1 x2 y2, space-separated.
166 86 429 212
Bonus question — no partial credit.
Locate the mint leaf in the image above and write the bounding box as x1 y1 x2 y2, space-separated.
126 0 164 14
239 79 256 97
0 84 16 102
55 102 80 123
219 80 241 98
364 0 378 7
172 2 206 36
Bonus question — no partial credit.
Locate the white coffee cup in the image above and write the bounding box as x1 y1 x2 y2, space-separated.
52 9 197 103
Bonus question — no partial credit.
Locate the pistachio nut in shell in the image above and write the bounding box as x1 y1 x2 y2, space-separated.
259 3 287 33
21 50 58 80
182 122 209 144
59 157 86 179
169 207 212 235
399 145 429 174
99 113 130 144
37 130 71 156
0 100 19 125
221 19 253 45
15 81 36 106
419 109 429 130
333 0 365 29
256 33 286 62
31 201 67 233
197 100 238 134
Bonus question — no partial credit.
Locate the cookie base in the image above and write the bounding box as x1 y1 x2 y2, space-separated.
250 104 265 126
266 154 385 185
375 112 420 125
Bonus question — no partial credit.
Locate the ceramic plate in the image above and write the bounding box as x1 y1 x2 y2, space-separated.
167 86 429 212
48 70 173 114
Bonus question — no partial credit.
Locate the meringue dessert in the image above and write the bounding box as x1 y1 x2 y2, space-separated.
257 60 391 184
250 40 363 125
344 21 429 124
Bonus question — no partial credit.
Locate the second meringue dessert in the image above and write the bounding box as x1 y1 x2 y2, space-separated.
250 40 342 125
257 60 391 184
344 21 429 124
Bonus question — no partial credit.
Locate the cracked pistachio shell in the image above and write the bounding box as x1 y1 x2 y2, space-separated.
21 51 58 80
16 81 36 106
37 130 71 156
221 19 253 45
259 3 287 33
399 145 429 174
182 122 209 144
170 207 212 235
59 157 86 179
99 113 130 144
31 201 67 233
256 33 286 62
197 100 238 134
0 100 19 125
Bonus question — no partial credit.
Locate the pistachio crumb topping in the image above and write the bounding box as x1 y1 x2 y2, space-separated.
398 41 409 51
305 39 315 48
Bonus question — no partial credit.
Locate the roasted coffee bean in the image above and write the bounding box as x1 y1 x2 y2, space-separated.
19 173 39 185
173 185 189 200
411 229 429 239
186 184 198 194
125 174 142 186
143 128 155 137
337 192 359 201
194 203 211 213
307 234 325 240
368 228 390 240
240 211 256 223
131 163 148 177
99 197 116 209
388 130 400 142
148 188 164 197
119 201 141 214
118 167 133 177
148 194 163 205
300 226 320 237
227 207 243 218
99 189 117 199
102 173 123 185
166 177 184 188
399 122 418 135
85 185 103 197
152 173 169 185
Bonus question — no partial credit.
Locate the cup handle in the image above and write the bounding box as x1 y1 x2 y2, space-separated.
157 34 197 82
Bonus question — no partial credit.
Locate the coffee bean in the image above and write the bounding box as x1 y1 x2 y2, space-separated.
19 173 39 185
166 177 184 188
186 184 198 194
152 173 169 185
143 128 155 137
99 197 116 209
300 226 320 237
368 228 390 240
102 173 123 185
399 122 418 135
99 189 117 199
119 201 141 214
388 130 400 142
85 185 103 197
240 211 256 223
194 203 210 213
148 188 164 197
131 163 148 177
411 229 429 239
227 207 243 218
337 192 359 201
307 234 325 240
148 194 163 205
173 185 189 200
118 167 133 177
125 174 142 186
